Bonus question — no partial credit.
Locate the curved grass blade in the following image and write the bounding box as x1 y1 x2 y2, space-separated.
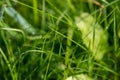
0 21 25 41
1 27 25 41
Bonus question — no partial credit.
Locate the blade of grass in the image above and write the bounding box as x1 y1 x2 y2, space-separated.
67 0 75 13
64 26 74 79
20 49 47 56
113 11 118 80
33 0 39 26
113 11 118 56
1 27 25 41
44 39 55 80
0 28 13 62
94 62 118 76
0 48 16 80
42 0 46 30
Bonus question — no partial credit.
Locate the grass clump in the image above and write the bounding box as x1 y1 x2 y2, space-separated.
0 0 120 80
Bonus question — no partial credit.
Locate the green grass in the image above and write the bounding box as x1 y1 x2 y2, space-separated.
0 0 120 80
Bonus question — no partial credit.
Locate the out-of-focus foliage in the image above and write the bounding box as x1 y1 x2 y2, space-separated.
75 12 108 60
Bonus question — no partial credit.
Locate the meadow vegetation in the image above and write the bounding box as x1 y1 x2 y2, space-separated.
0 0 120 80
